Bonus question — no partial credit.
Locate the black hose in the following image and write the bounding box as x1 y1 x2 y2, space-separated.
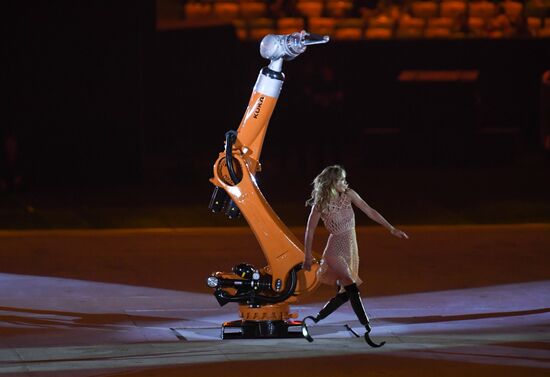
225 130 241 185
214 266 299 305
253 267 298 304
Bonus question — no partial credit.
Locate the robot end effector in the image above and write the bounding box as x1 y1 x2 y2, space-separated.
260 31 329 71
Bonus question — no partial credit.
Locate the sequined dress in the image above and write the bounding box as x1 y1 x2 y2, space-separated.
317 190 363 287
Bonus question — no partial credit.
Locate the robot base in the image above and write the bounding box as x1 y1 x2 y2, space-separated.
221 319 305 339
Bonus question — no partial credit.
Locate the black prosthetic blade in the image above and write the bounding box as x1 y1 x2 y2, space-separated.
364 333 386 348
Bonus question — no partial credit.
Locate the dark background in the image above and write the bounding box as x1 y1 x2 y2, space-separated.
3 0 550 228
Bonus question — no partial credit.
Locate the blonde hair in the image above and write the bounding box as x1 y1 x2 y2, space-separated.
306 165 346 212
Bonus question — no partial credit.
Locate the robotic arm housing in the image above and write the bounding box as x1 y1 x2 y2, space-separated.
207 31 329 338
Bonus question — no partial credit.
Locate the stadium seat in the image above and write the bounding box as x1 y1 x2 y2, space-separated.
501 1 523 23
424 27 452 37
397 16 426 38
277 17 305 34
248 17 276 40
527 16 542 36
213 1 240 20
369 14 396 29
364 27 393 38
411 1 439 19
468 16 486 36
184 2 212 20
440 1 466 20
425 16 453 37
233 19 248 40
296 0 324 17
429 16 453 28
469 1 497 21
334 18 364 40
240 1 268 19
326 0 354 18
308 17 336 35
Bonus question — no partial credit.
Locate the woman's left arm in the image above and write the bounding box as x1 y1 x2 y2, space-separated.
347 189 409 239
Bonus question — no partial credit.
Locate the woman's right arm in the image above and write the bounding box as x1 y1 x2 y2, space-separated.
303 205 321 271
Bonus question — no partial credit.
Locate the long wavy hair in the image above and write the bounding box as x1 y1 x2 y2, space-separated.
306 165 346 213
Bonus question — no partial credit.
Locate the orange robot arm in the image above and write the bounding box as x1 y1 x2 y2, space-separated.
207 32 329 310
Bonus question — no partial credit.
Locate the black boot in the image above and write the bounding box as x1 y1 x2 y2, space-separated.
301 291 349 342
344 283 385 348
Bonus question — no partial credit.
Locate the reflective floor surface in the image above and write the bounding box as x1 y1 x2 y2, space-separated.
0 225 549 376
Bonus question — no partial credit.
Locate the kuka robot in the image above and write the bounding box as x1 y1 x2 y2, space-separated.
206 31 384 347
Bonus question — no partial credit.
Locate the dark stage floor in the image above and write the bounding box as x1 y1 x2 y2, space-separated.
0 225 549 376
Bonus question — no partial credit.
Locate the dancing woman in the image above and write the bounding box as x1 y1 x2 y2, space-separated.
302 165 408 345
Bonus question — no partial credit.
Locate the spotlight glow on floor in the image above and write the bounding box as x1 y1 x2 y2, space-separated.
0 273 549 375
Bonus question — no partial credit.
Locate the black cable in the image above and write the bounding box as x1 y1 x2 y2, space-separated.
214 266 299 305
224 130 241 185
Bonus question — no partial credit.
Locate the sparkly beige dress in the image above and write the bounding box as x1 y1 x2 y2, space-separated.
317 190 363 288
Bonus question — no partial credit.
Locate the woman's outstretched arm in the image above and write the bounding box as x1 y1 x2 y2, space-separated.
303 205 321 271
347 189 409 239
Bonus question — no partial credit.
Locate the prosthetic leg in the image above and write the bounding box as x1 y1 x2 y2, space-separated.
312 291 350 323
301 291 349 342
301 284 385 347
345 283 385 347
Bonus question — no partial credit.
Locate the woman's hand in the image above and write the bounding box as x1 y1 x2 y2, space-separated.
390 227 409 239
303 254 314 271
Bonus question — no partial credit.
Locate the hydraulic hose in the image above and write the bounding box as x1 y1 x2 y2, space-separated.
213 266 299 306
224 130 241 185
